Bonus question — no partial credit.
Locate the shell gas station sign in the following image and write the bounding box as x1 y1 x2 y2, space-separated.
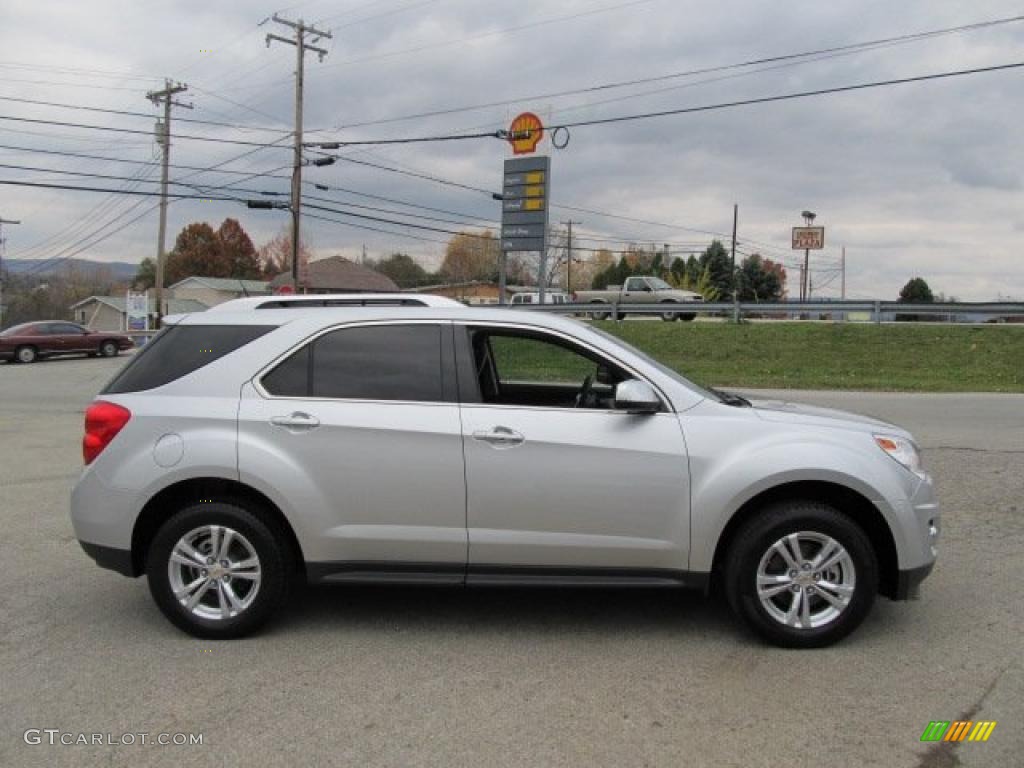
501 113 551 253
507 112 545 155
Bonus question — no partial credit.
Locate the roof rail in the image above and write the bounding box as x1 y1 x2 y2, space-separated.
206 293 463 312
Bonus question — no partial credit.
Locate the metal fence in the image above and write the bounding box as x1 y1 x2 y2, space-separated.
500 300 1024 323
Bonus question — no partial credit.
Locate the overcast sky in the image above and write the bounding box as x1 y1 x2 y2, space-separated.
2 0 1023 299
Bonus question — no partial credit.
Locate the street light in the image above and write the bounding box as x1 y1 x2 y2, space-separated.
800 210 817 300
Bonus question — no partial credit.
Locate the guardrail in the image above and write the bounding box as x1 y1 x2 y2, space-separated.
500 300 1024 323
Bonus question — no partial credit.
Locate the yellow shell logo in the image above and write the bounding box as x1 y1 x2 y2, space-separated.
508 112 544 155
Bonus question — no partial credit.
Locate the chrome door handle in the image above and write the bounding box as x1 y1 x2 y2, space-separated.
472 426 525 448
270 412 320 430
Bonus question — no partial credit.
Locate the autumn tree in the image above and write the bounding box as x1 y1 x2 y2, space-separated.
217 218 262 279
165 222 221 285
163 219 263 285
440 231 499 283
258 228 314 278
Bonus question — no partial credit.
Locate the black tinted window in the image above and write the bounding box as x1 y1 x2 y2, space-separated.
262 345 311 397
103 325 274 394
314 325 442 401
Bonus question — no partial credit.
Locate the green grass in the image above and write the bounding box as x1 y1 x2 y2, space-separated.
593 322 1024 392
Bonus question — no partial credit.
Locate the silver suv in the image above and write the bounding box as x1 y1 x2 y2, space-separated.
71 304 939 647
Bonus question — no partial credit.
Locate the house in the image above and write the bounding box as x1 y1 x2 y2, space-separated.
169 276 270 307
70 296 208 332
269 256 399 294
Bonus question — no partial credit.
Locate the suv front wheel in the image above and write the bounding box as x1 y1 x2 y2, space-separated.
147 502 292 639
724 501 878 648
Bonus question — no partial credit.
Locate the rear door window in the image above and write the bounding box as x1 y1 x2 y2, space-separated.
103 325 274 393
261 324 445 402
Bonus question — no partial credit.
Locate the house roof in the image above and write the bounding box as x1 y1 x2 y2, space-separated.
70 296 209 314
169 276 270 294
269 256 399 293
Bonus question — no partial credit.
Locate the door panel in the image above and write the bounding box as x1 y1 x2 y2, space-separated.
237 322 467 567
238 392 468 565
460 406 690 570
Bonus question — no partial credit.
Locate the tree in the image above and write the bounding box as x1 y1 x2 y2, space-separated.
440 231 499 283
163 219 264 285
736 254 786 302
217 218 262 280
698 240 734 299
133 257 156 291
694 265 721 302
258 228 314 278
165 222 221 285
368 252 429 288
899 277 934 303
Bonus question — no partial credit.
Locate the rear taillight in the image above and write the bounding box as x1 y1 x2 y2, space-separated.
83 401 131 465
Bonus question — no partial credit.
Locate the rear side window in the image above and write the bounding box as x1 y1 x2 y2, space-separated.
261 324 443 402
103 325 274 394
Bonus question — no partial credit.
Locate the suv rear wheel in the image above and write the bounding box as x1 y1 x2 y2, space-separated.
724 501 877 648
147 501 292 639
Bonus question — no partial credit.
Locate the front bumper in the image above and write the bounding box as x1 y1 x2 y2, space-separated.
893 562 934 600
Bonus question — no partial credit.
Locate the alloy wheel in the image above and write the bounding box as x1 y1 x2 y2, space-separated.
167 525 262 621
755 531 856 630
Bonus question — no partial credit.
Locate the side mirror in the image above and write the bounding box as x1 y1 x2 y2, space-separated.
614 379 661 414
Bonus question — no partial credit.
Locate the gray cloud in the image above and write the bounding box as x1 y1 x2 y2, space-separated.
1 0 1022 299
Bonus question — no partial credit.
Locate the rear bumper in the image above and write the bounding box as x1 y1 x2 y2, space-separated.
79 540 136 577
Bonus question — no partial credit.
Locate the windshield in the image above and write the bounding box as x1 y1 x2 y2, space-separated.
647 277 672 290
586 324 721 402
0 323 35 337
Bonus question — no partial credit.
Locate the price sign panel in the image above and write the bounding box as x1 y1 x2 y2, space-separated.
501 155 550 253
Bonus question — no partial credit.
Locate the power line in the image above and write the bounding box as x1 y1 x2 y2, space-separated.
324 13 1024 131
546 61 1024 132
0 179 249 203
0 94 292 134
0 114 295 148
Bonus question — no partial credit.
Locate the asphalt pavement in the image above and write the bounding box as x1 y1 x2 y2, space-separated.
1 355 1021 768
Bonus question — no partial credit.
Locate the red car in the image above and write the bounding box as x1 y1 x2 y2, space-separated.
0 321 134 364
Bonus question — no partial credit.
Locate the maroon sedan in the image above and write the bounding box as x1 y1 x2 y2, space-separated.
0 321 134 364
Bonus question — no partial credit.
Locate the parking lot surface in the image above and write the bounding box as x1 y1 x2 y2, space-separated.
1 356 1021 767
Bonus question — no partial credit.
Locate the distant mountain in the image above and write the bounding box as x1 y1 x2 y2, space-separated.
1 258 138 281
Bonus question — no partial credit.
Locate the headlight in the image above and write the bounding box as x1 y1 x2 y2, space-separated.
874 434 925 478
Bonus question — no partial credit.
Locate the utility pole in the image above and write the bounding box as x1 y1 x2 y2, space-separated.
799 210 816 302
267 15 331 292
146 80 191 326
730 203 739 322
0 217 21 327
841 246 846 299
561 220 580 295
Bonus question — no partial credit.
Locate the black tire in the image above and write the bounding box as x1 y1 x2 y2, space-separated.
660 301 680 322
147 501 293 639
724 501 878 648
99 340 119 358
589 302 611 321
15 345 37 364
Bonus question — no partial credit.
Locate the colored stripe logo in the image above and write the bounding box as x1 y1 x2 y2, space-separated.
921 721 996 743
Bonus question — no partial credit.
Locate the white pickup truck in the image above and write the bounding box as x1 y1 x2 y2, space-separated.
573 276 703 321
